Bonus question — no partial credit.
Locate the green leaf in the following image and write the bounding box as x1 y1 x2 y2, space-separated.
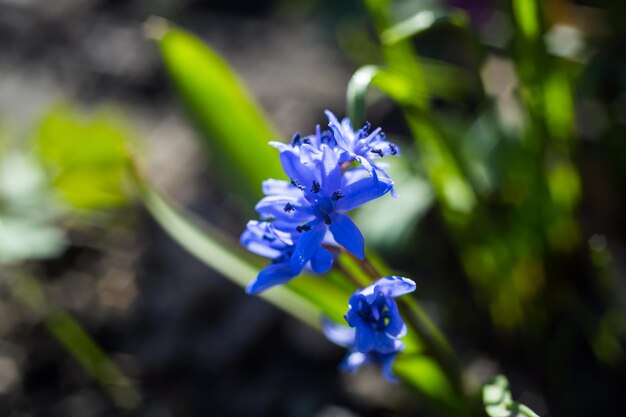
380 9 468 46
483 375 541 417
34 105 133 210
347 65 380 126
0 216 66 264
0 151 67 264
150 18 285 204
512 0 541 41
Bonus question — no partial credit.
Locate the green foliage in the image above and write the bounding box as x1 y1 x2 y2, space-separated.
483 375 540 417
34 105 133 210
151 19 284 205
0 151 66 264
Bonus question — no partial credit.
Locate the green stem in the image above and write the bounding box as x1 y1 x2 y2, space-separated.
5 274 141 410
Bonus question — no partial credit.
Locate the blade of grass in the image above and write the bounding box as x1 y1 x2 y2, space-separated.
147 17 285 205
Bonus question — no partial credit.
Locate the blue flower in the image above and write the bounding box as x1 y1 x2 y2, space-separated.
269 126 336 153
322 276 415 381
322 318 402 382
255 144 393 275
325 110 400 182
345 276 416 354
240 220 333 294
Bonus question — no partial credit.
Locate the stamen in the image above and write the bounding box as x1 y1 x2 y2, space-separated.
302 138 311 145
311 181 321 193
371 149 384 157
284 203 295 212
262 234 276 241
290 179 305 190
322 213 332 225
389 143 397 155
332 191 344 201
296 225 312 233
291 132 301 146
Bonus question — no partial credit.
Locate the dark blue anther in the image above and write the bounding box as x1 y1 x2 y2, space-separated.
371 149 384 157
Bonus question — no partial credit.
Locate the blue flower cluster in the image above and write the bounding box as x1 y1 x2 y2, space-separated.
241 111 411 379
241 111 400 294
323 276 416 380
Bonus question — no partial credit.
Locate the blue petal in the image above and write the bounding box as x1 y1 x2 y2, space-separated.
240 230 282 259
329 214 364 259
345 294 365 327
380 352 400 382
374 276 416 298
279 148 316 189
322 318 355 348
255 195 314 223
340 351 367 373
356 276 415 304
320 144 341 195
262 179 301 197
334 176 393 213
240 221 288 258
288 221 326 274
246 263 294 294
384 294 407 337
354 325 377 353
372 330 402 354
310 247 333 273
268 141 291 152
326 111 353 152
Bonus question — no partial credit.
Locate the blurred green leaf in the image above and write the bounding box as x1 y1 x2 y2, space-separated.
151 18 284 204
380 9 468 46
483 375 540 417
8 275 141 410
512 0 540 41
0 151 67 264
543 71 574 141
34 105 132 210
0 216 66 264
347 65 380 126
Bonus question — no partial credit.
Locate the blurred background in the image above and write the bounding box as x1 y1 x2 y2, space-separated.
0 0 625 416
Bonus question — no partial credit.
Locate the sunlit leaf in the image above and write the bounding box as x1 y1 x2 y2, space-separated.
483 375 541 417
34 105 132 210
150 18 284 204
347 65 380 126
0 151 67 264
0 217 66 264
512 0 540 41
380 9 468 45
